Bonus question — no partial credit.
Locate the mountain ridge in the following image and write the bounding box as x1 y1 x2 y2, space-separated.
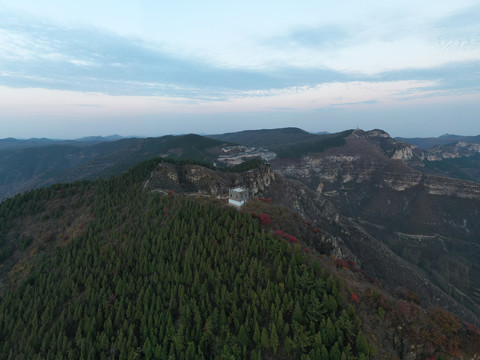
0 134 229 201
1 158 479 358
397 134 480 149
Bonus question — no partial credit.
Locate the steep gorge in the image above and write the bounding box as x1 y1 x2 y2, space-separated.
270 129 480 323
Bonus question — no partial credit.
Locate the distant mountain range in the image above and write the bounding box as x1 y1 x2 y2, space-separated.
397 134 480 149
0 134 125 150
3 128 480 202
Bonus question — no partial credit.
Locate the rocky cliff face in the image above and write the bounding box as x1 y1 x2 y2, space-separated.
362 130 480 163
274 130 480 200
146 161 275 197
425 142 480 161
271 130 480 324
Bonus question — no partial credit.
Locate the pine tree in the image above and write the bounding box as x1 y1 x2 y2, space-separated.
185 341 196 360
293 302 303 323
326 318 336 346
238 325 250 347
253 322 261 345
270 323 279 354
260 327 269 349
276 264 283 282
330 342 341 360
321 344 329 360
356 331 370 356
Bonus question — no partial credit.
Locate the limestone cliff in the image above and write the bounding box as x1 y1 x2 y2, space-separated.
270 129 480 323
146 161 275 197
425 142 480 161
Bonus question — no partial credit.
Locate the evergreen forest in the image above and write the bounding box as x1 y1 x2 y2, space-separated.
0 160 371 359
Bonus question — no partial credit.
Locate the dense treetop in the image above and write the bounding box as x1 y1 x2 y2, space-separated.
0 159 370 359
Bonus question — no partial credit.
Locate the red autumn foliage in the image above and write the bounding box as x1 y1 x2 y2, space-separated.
258 197 264 201
264 198 272 203
305 221 312 226
274 230 283 236
259 214 271 225
169 190 174 198
288 235 298 243
304 247 309 253
351 291 360 303
334 259 349 269
347 260 356 269
313 227 321 233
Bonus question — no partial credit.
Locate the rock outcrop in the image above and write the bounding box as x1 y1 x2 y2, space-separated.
147 161 275 197
425 142 480 161
271 129 480 324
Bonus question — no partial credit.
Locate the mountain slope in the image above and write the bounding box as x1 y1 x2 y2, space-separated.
1 159 479 359
421 142 480 183
208 127 316 149
0 134 226 201
271 129 480 320
209 128 353 159
0 160 372 359
424 153 480 183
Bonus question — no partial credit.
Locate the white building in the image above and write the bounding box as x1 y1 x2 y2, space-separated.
228 187 249 206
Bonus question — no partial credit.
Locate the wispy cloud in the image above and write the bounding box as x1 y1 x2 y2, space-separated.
432 3 480 60
0 11 293 96
258 2 480 75
0 7 479 106
267 25 349 49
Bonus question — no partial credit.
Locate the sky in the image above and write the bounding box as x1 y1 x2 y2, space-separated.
0 0 479 139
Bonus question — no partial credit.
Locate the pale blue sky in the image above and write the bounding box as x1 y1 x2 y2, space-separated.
0 0 479 138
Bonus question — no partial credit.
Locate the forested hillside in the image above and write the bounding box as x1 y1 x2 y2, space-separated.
209 128 352 158
0 159 479 359
0 160 371 359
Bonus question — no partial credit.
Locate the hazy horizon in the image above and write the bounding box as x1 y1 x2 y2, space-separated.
2 126 479 142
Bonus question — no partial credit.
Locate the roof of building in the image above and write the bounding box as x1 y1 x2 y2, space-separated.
231 187 247 192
